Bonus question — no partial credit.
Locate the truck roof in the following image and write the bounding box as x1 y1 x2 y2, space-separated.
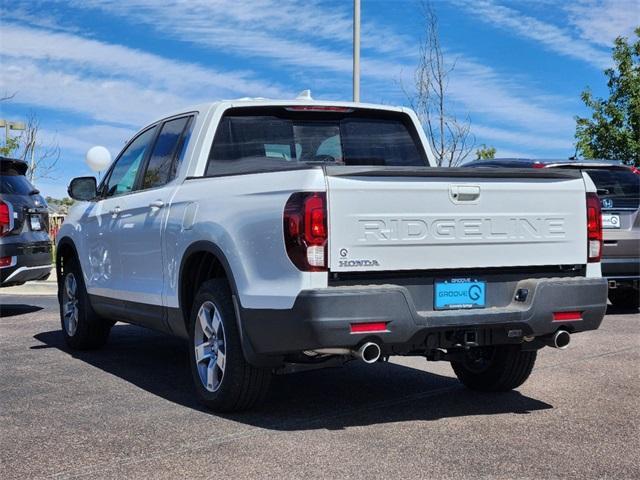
159 97 407 124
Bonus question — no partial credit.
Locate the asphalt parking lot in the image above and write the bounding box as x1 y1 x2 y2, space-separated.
1 294 638 479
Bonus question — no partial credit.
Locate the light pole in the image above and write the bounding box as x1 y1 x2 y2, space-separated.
353 0 361 102
0 119 26 150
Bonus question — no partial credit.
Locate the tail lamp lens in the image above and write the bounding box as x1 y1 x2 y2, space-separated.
284 192 328 271
0 201 11 236
0 256 13 268
586 192 602 262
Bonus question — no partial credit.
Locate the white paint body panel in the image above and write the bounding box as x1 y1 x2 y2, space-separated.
327 176 589 272
162 169 327 309
57 99 599 315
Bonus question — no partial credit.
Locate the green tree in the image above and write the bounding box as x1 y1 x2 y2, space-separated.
0 93 20 157
575 27 640 165
0 136 20 157
475 144 496 160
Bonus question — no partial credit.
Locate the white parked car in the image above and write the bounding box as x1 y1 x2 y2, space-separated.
58 97 608 411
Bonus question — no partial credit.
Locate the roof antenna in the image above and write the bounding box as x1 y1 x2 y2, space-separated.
296 89 313 100
569 144 579 160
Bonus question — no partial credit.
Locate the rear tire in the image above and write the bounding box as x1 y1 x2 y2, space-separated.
609 288 639 310
188 279 271 412
59 256 112 350
451 345 537 392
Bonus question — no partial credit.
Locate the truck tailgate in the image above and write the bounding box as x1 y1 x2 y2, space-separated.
326 167 588 272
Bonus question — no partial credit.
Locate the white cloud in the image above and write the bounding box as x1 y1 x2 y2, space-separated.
0 0 596 192
40 124 134 158
446 57 576 135
471 124 573 152
53 0 414 86
565 0 639 47
68 0 417 59
493 148 542 159
1 24 289 108
28 1 577 138
451 0 612 68
28 124 133 197
1 59 192 126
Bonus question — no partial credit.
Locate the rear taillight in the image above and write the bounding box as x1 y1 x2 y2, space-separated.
0 200 12 236
0 256 14 268
284 192 328 271
586 192 602 263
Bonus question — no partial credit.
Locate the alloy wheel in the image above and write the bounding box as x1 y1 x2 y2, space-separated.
62 273 79 336
194 300 227 392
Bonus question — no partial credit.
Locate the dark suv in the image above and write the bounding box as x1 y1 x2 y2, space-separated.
0 156 52 287
466 158 639 309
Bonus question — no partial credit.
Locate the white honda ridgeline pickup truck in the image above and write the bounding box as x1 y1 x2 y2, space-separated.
58 97 608 411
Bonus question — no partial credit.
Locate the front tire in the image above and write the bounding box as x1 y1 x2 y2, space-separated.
609 288 639 310
451 345 537 392
188 279 271 412
59 256 112 349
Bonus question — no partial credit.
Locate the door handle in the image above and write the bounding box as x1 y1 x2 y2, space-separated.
450 185 481 203
109 206 121 216
149 200 164 210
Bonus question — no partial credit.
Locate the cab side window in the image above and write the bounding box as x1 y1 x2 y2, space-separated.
141 116 193 190
104 127 157 197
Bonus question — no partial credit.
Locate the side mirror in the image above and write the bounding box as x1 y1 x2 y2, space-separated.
68 177 97 201
85 146 112 172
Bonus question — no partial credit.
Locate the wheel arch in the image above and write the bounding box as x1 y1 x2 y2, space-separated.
56 237 80 296
178 240 240 331
178 241 280 367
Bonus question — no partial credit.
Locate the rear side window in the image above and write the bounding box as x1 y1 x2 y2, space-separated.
206 108 427 176
0 169 34 195
586 169 640 197
142 116 193 189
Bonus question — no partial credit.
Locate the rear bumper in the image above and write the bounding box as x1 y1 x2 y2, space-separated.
240 277 608 358
601 257 640 284
0 241 52 286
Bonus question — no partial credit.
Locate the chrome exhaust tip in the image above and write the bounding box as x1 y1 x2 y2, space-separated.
356 342 381 364
544 330 571 349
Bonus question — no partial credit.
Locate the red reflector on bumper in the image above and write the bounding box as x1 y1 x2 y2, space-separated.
553 311 582 321
350 322 388 333
0 256 13 268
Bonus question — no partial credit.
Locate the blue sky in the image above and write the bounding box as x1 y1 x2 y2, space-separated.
0 0 637 198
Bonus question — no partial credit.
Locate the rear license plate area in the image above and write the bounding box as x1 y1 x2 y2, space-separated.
435 278 486 310
602 213 620 229
29 215 42 231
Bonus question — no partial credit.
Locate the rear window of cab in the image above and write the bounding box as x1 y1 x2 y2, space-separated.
205 107 428 176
